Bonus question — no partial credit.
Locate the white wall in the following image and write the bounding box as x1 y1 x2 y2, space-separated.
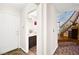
37 4 58 55
46 4 58 55
20 7 28 52
20 3 38 53
0 3 58 55
37 4 44 55
0 5 20 54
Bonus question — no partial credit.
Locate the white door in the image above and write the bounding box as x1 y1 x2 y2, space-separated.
0 7 20 54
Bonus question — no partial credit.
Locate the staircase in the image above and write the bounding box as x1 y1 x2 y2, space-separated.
59 11 79 35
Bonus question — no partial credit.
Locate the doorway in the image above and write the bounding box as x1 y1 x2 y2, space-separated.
27 4 38 55
29 36 37 54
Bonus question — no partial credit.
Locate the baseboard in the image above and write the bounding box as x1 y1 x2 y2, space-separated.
20 47 28 53
1 48 18 55
52 44 58 55
51 44 58 55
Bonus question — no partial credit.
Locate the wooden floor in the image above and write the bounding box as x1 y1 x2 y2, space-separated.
54 36 79 55
2 36 79 55
54 41 79 55
2 46 36 55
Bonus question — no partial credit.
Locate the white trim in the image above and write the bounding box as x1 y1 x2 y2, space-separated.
20 47 28 53
0 48 17 55
43 4 47 54
52 43 58 55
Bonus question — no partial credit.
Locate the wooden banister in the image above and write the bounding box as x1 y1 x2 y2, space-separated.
60 11 75 28
60 11 79 34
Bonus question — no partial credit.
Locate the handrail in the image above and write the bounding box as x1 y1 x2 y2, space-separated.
60 11 75 28
60 11 79 33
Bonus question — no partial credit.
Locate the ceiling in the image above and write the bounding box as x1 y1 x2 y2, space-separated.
0 3 38 12
0 3 79 13
53 3 79 13
0 3 27 9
